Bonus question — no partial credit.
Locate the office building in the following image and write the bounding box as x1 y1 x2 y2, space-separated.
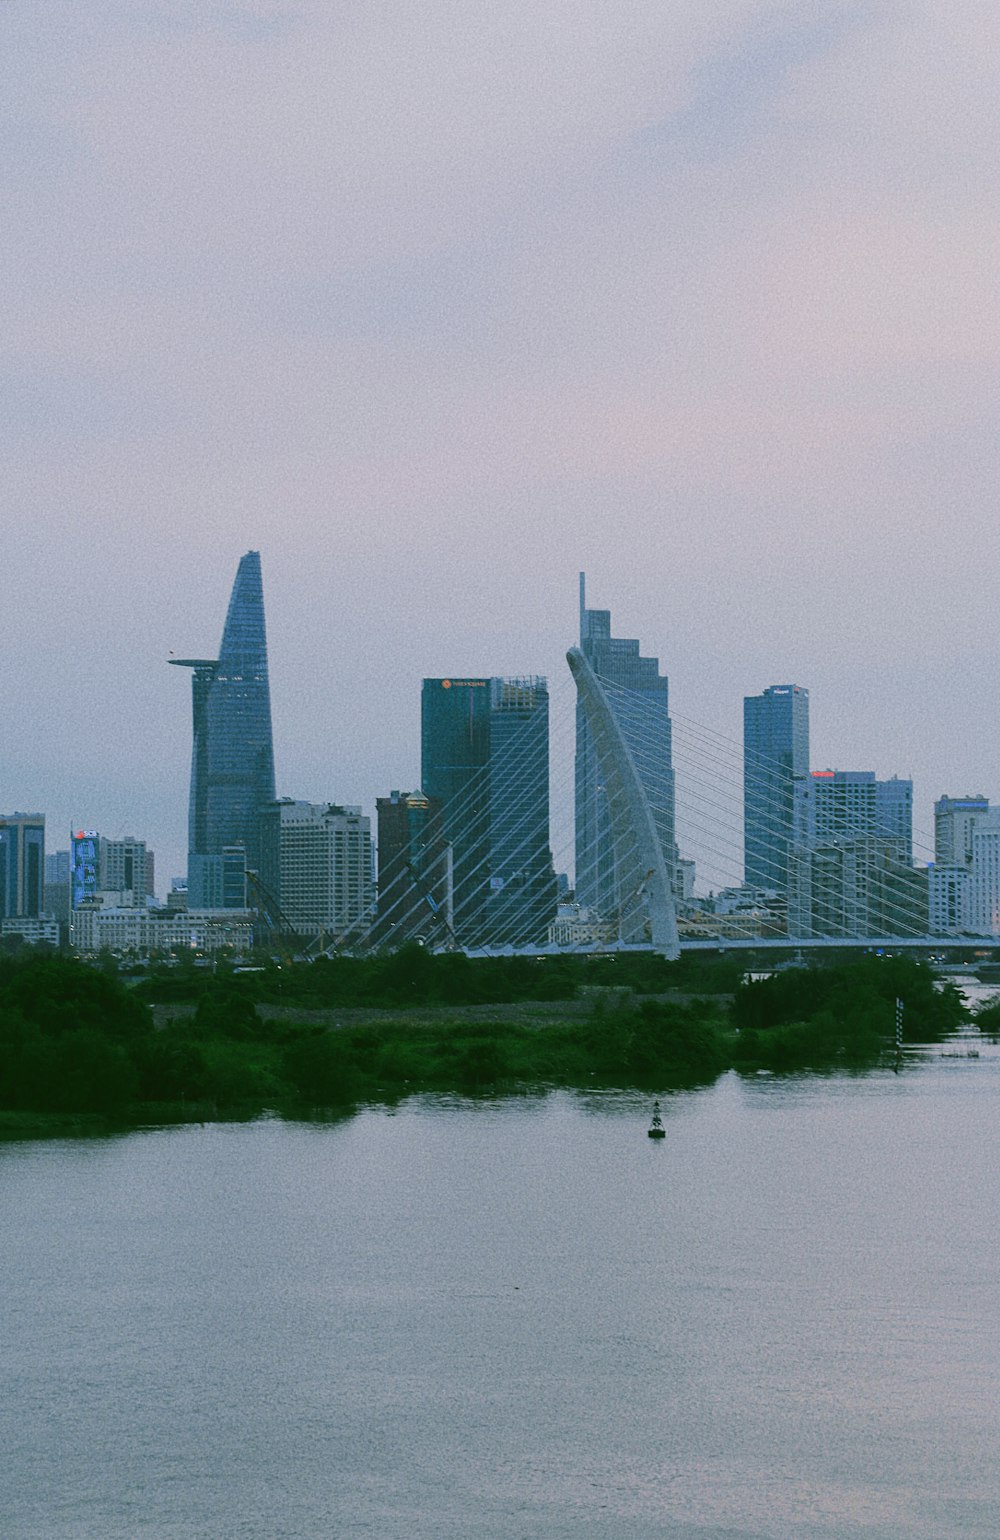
259 800 373 943
796 771 911 858
574 577 675 921
375 790 452 946
44 850 70 886
171 550 276 897
928 864 971 935
70 832 155 911
44 850 71 930
926 796 990 934
743 685 809 893
934 795 990 868
799 770 877 845
422 676 556 947
70 904 253 956
788 837 926 939
187 846 248 910
875 776 913 866
967 813 1000 936
789 770 921 937
0 813 45 921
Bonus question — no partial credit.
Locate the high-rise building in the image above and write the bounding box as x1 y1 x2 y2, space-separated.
44 851 70 886
788 836 926 939
422 676 556 947
967 813 1000 936
928 796 990 936
800 770 877 845
375 790 452 946
171 551 276 898
934 795 990 868
0 813 44 921
797 771 912 862
574 576 675 920
70 832 154 910
743 685 809 892
789 770 921 937
259 800 373 942
929 864 971 935
875 777 913 866
43 850 71 929
187 846 247 910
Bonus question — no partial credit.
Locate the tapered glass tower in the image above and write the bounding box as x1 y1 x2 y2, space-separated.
172 551 276 893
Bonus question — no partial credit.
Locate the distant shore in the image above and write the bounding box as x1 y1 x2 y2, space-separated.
0 949 972 1136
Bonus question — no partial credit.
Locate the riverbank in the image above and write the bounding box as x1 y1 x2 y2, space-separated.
0 951 971 1132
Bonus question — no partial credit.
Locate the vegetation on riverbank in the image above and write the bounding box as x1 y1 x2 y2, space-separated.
0 949 972 1130
733 955 968 1070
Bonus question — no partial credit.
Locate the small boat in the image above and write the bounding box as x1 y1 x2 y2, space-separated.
647 1100 666 1139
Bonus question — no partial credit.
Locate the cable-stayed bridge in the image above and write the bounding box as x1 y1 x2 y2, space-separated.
366 652 973 961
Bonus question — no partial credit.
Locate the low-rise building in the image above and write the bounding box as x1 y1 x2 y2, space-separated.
71 904 253 955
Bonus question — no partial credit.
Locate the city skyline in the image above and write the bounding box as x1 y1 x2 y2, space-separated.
6 551 983 901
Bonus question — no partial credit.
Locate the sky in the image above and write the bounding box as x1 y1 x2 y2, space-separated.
4 0 1000 891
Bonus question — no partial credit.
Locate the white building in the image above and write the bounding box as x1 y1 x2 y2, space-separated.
934 796 990 868
928 865 972 935
967 813 1000 936
1 915 60 946
71 905 253 955
547 904 618 947
260 801 374 942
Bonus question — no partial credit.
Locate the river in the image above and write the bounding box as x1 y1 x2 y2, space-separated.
5 1019 1000 1538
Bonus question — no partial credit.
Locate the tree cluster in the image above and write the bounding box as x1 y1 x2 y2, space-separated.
0 950 971 1124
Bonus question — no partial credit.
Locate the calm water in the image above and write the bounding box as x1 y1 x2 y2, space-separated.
5 1037 1000 1537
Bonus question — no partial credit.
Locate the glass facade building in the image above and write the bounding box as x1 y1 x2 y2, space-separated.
0 813 45 920
71 831 100 911
421 677 556 947
574 576 675 919
743 684 809 893
874 776 913 867
375 790 452 947
172 551 276 896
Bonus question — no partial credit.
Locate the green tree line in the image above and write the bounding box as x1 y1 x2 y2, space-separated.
0 950 974 1125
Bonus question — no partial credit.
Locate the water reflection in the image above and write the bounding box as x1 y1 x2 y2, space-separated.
5 1052 1000 1538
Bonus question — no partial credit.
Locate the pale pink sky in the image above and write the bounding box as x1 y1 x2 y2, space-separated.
3 2 998 887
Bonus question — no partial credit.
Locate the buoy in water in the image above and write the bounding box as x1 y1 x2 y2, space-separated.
647 1100 666 1139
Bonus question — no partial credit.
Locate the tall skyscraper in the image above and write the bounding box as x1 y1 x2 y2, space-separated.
0 813 44 920
743 685 809 892
422 676 556 947
574 576 675 919
172 551 276 899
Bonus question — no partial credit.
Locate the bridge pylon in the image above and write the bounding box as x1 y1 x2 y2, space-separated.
567 646 680 959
